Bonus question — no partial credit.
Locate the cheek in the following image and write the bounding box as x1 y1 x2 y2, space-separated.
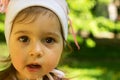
43 48 63 70
9 45 24 59
43 54 61 73
9 38 27 59
10 49 27 73
9 44 26 68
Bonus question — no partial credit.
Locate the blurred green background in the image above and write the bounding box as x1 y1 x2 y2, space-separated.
0 0 120 80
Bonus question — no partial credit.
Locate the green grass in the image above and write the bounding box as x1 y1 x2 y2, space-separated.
0 22 4 32
58 42 120 80
0 43 8 57
58 61 120 80
0 42 120 80
0 43 10 71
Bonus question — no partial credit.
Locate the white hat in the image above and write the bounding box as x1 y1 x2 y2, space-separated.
1 0 69 44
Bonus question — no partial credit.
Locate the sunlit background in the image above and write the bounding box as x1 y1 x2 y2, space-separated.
0 0 120 80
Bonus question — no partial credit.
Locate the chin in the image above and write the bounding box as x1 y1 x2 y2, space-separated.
26 74 41 79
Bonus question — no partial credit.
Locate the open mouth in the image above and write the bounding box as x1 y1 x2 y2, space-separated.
27 64 41 68
26 64 41 72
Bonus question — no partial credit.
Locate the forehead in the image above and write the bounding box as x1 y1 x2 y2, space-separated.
13 14 61 32
12 6 62 34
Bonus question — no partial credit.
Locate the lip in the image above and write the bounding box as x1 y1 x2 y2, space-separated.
26 63 41 72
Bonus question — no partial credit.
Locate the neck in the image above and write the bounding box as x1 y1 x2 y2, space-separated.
16 77 42 80
15 72 42 80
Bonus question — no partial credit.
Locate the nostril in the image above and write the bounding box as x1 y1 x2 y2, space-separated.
37 53 41 57
29 52 43 57
30 53 34 56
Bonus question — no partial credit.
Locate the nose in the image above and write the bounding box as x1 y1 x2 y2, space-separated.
29 42 44 58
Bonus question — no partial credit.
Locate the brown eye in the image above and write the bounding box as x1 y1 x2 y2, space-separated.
19 36 30 43
45 37 55 44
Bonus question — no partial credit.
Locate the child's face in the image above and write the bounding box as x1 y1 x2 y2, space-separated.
9 12 63 79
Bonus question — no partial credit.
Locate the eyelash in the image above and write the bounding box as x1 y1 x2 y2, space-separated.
18 36 56 44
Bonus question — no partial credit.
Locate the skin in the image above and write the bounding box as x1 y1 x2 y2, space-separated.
9 11 63 80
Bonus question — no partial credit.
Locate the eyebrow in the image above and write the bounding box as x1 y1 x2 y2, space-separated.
14 30 32 35
43 32 61 38
14 30 60 38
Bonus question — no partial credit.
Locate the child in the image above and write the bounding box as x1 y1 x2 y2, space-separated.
0 0 69 80
0 0 79 80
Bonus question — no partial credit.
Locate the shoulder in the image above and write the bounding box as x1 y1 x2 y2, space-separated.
43 73 69 80
43 69 69 80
